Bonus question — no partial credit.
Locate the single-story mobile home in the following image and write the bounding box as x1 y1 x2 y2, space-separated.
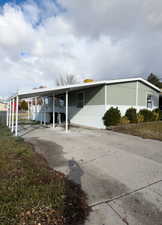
6 77 160 135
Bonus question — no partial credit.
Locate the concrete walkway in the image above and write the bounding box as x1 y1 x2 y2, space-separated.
23 126 162 225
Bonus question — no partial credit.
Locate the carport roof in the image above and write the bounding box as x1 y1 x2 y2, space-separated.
16 77 160 99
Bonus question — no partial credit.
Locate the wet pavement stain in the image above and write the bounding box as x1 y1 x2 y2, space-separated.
26 138 85 187
112 191 162 225
81 166 129 204
26 137 67 168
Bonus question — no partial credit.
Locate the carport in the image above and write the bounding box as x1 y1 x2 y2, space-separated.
6 81 103 136
6 88 69 136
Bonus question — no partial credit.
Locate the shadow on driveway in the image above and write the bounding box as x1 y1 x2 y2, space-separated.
67 159 84 186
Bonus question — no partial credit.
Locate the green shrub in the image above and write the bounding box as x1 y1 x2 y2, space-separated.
152 108 162 120
120 116 130 125
103 107 121 127
139 109 155 122
137 113 144 123
125 107 137 123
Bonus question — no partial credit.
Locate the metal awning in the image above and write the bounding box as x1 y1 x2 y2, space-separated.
17 77 160 99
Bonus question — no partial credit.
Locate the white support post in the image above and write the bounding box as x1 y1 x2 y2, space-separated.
15 95 19 136
65 91 68 132
11 98 15 132
9 100 12 128
35 97 37 121
6 102 9 126
53 94 55 128
58 113 61 125
40 97 43 125
44 97 46 125
28 100 30 120
31 98 33 120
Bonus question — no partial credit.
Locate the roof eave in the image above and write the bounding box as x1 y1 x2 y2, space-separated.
17 77 160 99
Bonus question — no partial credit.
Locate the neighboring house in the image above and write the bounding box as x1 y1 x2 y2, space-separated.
0 100 7 111
18 77 160 129
0 100 7 124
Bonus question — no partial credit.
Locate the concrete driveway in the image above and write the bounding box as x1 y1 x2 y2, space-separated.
23 126 162 225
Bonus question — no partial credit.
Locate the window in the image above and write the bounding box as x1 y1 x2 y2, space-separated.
147 94 152 108
55 96 64 107
77 92 84 108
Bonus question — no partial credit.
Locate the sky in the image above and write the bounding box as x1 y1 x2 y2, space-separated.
0 0 162 96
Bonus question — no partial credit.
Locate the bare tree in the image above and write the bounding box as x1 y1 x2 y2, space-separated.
56 74 79 86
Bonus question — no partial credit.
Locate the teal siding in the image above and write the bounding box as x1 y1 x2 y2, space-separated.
69 85 105 106
138 82 159 107
66 80 159 108
107 82 136 105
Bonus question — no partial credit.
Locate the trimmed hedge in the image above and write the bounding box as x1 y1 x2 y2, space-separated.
120 116 130 125
103 107 121 127
153 108 162 120
137 113 144 123
125 108 137 123
139 109 155 122
103 107 162 127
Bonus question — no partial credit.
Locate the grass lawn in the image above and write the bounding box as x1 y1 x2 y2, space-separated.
112 121 162 141
0 124 90 225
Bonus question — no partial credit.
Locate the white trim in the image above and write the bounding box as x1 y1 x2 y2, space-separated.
15 95 19 136
11 98 15 133
17 77 160 98
53 94 55 128
28 100 30 120
35 97 37 120
6 103 9 126
43 97 46 125
31 98 33 120
40 97 43 125
65 91 68 132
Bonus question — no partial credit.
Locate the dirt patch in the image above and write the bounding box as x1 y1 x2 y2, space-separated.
112 121 162 141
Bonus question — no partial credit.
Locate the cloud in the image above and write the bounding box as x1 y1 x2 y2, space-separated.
0 0 162 96
60 0 162 39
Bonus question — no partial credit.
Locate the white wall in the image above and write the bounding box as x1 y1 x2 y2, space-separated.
69 105 106 129
106 105 155 116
